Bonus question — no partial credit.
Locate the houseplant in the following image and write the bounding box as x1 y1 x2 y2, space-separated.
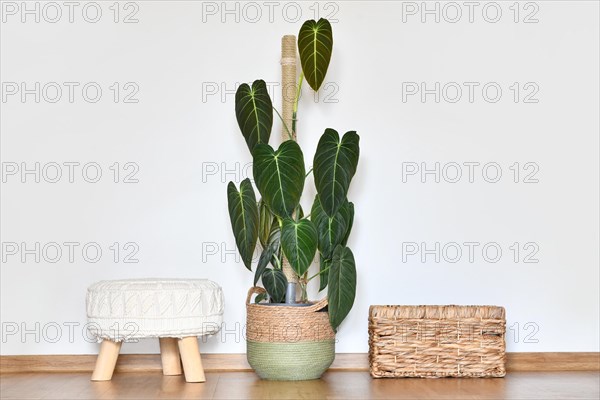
227 18 360 380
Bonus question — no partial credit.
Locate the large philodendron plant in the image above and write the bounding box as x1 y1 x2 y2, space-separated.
227 19 360 331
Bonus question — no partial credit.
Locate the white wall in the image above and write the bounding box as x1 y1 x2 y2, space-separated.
1 1 598 355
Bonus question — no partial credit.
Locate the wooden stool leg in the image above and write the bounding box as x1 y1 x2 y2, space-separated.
159 338 182 375
91 340 122 381
177 336 205 383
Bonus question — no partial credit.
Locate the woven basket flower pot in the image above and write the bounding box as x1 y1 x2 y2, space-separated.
246 287 335 380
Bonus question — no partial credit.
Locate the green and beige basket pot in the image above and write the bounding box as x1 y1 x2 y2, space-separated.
246 287 335 380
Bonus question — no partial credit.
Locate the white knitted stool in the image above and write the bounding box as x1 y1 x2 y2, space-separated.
86 279 224 383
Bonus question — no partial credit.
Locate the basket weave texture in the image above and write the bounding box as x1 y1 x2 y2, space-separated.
369 305 506 378
246 287 335 343
246 287 335 380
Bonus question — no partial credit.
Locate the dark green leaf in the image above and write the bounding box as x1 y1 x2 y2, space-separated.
227 179 259 270
281 218 318 276
328 245 357 331
298 19 333 92
311 194 349 259
253 140 305 219
319 254 331 292
267 221 282 268
258 199 275 248
262 268 288 303
313 129 360 217
295 203 304 219
235 80 273 153
254 221 281 285
341 202 354 246
255 246 273 286
254 292 268 304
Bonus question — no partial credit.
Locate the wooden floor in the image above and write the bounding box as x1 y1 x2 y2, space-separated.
1 371 598 399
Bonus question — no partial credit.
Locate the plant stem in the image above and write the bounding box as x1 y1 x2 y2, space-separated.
273 253 282 270
307 264 330 282
299 277 308 303
273 107 293 141
291 71 304 135
305 167 313 177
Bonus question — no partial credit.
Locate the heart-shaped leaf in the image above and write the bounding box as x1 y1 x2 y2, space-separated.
227 179 259 270
328 245 357 331
298 19 333 92
341 202 354 246
253 140 305 218
311 194 349 259
262 268 287 303
319 254 331 292
235 80 273 153
313 129 360 217
281 218 318 276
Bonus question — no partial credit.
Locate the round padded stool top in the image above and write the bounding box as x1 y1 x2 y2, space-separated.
86 279 224 341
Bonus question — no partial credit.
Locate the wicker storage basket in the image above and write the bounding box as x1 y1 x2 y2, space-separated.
246 287 335 380
369 305 506 378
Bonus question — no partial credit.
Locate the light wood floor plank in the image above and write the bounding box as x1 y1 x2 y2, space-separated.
0 371 598 400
